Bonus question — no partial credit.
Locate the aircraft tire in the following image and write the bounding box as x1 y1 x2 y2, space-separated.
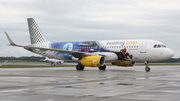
145 67 150 72
76 65 84 70
98 65 106 70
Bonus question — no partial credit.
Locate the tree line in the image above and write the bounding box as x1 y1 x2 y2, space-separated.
0 56 44 61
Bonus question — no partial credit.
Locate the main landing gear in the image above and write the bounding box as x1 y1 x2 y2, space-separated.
51 62 56 66
145 61 150 72
76 65 84 70
98 65 106 70
76 65 107 70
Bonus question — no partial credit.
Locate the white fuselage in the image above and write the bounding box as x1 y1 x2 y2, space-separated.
45 58 63 63
28 39 174 62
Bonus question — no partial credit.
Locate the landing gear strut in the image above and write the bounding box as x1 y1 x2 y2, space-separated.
98 65 106 70
51 62 55 66
76 65 84 70
145 61 150 72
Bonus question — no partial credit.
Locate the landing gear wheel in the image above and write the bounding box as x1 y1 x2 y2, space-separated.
144 61 150 72
76 65 84 70
145 67 150 72
98 65 106 70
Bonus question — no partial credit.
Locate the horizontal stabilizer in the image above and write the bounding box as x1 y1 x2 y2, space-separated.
5 32 25 48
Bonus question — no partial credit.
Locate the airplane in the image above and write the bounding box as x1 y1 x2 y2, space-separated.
0 60 8 66
5 18 174 72
40 57 64 66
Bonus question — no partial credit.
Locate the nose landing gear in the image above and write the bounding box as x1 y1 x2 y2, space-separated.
145 61 150 72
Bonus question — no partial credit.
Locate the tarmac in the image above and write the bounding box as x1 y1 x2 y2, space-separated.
0 65 180 101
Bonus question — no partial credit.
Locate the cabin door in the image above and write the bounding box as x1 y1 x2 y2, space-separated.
140 41 147 53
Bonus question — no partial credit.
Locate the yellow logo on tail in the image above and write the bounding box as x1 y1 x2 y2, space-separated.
33 26 35 29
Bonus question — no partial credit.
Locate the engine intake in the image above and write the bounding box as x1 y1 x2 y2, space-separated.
79 56 105 67
112 61 135 67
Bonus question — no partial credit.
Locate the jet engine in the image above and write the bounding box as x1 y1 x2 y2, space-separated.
112 61 135 67
78 56 105 67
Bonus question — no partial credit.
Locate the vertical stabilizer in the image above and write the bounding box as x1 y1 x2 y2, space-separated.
27 18 48 44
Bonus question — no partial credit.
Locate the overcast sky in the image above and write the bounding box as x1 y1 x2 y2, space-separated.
0 0 180 58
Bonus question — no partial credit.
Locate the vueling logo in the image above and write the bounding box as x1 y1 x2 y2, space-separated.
126 41 137 44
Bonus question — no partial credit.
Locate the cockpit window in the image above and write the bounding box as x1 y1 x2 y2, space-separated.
154 45 157 48
153 44 166 48
157 45 161 48
162 45 166 48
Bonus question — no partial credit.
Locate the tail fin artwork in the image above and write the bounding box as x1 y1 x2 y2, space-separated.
27 18 49 44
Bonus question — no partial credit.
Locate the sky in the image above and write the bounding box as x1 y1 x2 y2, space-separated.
0 0 180 58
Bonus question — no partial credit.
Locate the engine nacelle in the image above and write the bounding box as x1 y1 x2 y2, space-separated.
112 61 135 67
79 56 105 67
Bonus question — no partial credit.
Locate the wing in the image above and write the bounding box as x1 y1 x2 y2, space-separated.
5 32 102 58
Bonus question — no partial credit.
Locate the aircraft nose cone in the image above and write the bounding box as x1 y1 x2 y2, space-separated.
167 48 174 59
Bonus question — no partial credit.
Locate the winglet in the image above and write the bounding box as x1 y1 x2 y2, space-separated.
5 32 17 46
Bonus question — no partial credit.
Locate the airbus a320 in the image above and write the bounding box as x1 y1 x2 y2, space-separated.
5 18 174 72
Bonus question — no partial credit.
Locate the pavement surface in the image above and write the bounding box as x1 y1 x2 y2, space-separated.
0 65 180 101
